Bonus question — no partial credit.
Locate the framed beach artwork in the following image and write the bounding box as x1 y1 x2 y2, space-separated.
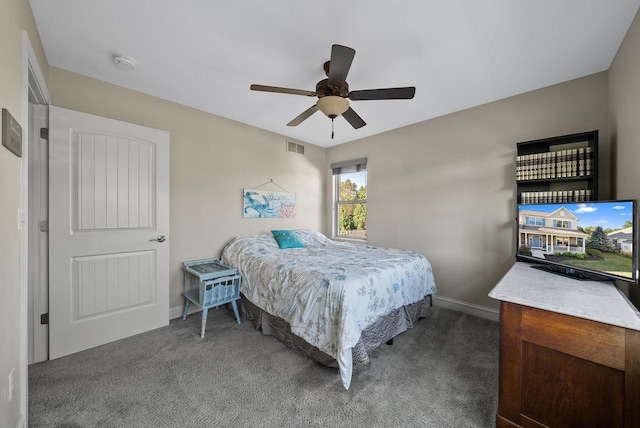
243 188 296 218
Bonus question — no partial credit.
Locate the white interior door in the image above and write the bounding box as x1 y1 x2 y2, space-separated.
49 106 170 359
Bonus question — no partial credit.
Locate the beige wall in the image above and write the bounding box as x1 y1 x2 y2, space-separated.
610 10 640 201
0 1 48 426
48 68 326 310
609 10 640 304
327 72 610 309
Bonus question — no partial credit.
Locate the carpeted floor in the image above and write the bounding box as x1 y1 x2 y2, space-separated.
29 305 499 428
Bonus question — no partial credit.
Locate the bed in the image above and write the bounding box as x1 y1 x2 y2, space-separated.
221 229 437 389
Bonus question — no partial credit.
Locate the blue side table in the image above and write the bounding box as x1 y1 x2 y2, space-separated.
182 258 241 338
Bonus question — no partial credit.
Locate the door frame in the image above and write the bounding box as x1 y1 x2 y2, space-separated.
27 103 49 364
20 30 50 424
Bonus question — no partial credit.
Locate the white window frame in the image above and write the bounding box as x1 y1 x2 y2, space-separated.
526 216 544 226
331 158 367 240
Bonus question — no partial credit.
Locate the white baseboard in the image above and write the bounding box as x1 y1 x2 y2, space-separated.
170 304 202 320
174 297 499 322
173 297 500 322
432 295 500 322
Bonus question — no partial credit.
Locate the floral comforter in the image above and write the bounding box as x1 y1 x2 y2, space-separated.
221 229 437 389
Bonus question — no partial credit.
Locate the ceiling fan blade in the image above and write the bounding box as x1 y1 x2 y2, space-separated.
287 105 319 126
348 87 416 101
342 107 366 129
250 84 316 97
327 44 356 87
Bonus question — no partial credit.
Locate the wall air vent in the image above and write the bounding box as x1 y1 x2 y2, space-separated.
287 141 304 155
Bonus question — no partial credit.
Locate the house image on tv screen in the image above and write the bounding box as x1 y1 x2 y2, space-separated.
608 227 634 253
518 206 589 257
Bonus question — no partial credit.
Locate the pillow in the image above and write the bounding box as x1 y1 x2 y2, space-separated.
271 230 305 249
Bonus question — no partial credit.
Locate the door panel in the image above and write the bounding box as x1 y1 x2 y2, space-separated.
76 133 155 230
49 106 170 359
72 251 155 319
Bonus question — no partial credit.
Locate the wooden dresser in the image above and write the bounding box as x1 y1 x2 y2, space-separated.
489 262 640 428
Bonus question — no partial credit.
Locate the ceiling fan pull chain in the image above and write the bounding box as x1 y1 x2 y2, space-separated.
331 117 335 139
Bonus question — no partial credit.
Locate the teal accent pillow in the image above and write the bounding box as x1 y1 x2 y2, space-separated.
271 230 305 249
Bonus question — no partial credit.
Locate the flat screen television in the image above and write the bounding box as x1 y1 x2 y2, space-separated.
517 200 638 283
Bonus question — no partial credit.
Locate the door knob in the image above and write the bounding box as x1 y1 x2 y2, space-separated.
150 235 166 242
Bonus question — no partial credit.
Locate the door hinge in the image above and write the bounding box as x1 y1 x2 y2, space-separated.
39 220 48 232
40 128 49 140
40 313 49 325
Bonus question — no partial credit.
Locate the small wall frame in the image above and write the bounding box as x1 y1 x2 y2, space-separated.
2 108 22 157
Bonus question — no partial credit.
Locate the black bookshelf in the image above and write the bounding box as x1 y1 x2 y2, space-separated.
516 130 598 204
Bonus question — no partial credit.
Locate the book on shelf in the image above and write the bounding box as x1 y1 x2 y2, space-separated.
520 189 592 205
585 146 593 176
517 147 593 182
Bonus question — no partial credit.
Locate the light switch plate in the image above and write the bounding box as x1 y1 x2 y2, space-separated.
8 367 15 401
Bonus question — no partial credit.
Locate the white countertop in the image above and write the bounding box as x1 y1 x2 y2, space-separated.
489 261 640 331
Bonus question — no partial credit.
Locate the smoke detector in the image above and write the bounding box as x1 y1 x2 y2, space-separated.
113 55 136 70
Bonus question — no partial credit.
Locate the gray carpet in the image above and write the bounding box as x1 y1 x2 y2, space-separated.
29 305 499 428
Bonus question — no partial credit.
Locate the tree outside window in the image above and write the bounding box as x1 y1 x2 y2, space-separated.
336 172 366 239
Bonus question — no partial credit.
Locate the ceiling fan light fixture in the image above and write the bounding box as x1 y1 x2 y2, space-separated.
317 96 349 118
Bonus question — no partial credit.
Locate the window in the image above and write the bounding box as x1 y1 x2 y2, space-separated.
525 216 544 226
555 220 570 229
331 158 367 240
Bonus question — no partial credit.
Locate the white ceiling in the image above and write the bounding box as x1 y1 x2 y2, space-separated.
29 0 640 148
